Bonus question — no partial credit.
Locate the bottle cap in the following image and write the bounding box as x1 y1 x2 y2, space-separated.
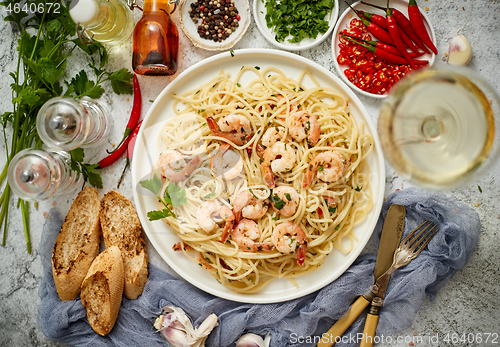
7 149 61 201
69 0 99 25
37 97 88 151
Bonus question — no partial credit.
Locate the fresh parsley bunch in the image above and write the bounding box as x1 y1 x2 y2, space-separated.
0 0 133 252
264 0 335 43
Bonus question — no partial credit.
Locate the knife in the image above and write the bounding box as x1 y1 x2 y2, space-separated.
317 204 406 347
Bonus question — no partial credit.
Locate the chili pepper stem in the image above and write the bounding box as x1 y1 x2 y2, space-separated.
117 158 130 189
106 128 132 154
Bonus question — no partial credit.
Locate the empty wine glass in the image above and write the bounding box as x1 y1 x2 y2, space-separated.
378 64 500 190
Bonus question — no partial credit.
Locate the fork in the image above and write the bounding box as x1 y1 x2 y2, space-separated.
359 220 439 347
372 220 439 297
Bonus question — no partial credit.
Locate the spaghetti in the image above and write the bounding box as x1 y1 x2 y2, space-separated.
151 66 374 293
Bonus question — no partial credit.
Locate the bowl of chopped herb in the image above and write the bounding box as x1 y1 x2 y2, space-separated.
253 0 339 51
180 0 251 51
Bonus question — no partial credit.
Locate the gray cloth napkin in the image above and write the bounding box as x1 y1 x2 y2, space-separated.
38 187 480 346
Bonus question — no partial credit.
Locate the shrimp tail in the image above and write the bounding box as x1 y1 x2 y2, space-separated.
255 143 266 159
220 211 235 243
210 143 231 177
302 162 318 188
169 156 201 183
261 162 276 188
206 116 221 135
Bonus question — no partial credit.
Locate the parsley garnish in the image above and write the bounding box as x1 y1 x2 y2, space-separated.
140 174 187 221
263 0 335 43
70 148 103 189
202 192 216 199
270 193 286 210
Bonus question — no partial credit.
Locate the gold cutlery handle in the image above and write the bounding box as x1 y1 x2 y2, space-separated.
317 295 371 347
359 313 379 347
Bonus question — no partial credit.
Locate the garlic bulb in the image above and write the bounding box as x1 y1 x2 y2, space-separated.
154 306 218 347
235 333 270 347
447 34 472 66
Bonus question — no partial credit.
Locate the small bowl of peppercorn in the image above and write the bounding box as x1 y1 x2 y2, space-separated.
179 0 251 51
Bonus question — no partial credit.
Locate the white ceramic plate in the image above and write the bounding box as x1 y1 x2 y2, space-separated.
179 0 251 51
332 0 436 99
253 0 339 51
131 49 385 303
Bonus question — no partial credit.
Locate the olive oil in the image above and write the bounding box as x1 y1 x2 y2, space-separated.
69 0 134 45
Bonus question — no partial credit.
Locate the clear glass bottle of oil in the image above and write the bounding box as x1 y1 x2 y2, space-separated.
69 0 134 45
132 0 179 75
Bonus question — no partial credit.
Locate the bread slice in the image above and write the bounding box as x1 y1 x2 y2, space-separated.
81 245 124 336
52 187 101 301
100 191 149 300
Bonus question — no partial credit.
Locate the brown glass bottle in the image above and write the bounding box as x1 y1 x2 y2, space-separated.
132 0 179 76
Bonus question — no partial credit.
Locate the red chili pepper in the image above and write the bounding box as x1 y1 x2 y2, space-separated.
390 8 430 54
109 74 142 154
341 33 422 58
385 3 416 68
117 120 143 188
408 0 438 54
317 207 323 218
357 10 388 29
359 9 420 54
343 36 428 66
361 2 431 54
346 2 395 46
98 137 130 169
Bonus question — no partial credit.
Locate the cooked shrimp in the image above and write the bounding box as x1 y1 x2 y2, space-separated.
270 186 300 217
209 143 243 180
232 189 268 222
287 111 321 145
261 126 287 147
172 242 194 252
156 150 200 183
271 222 308 266
260 142 296 188
196 201 235 241
231 219 274 252
303 151 345 188
206 114 252 146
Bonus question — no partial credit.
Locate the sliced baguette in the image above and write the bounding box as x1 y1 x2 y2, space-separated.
81 245 124 336
100 191 149 300
52 187 101 301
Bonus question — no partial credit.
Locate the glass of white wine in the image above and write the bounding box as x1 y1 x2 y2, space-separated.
378 64 500 190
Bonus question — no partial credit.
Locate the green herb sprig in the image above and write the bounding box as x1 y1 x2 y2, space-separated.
0 0 133 252
140 174 187 221
263 0 335 43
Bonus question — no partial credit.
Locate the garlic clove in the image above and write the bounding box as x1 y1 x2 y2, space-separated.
235 333 266 347
263 333 271 347
154 306 218 347
447 34 472 66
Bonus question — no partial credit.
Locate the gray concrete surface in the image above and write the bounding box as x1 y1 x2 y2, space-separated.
0 0 499 346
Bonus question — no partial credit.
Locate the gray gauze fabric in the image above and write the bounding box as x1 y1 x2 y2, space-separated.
38 187 480 346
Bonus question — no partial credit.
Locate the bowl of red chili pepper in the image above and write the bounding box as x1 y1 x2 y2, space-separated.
332 0 436 98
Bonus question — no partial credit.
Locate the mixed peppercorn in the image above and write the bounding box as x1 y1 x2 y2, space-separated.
337 18 424 95
188 0 241 42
